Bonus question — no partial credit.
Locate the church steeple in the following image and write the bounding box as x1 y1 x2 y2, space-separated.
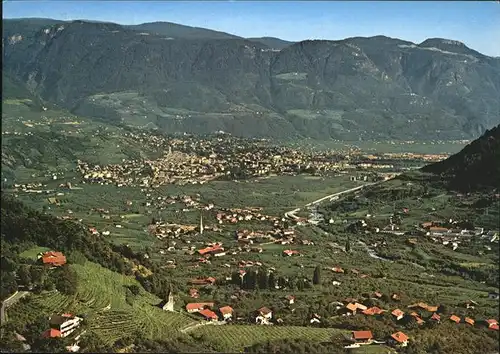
199 212 204 235
162 284 174 311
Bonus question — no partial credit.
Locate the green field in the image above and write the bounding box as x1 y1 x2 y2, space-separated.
19 246 50 260
192 324 347 352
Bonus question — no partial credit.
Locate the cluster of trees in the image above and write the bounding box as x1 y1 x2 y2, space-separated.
229 266 323 291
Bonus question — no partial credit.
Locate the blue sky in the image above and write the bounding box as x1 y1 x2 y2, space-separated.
3 1 500 56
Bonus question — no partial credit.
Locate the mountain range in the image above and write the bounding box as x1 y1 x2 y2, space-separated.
3 18 500 140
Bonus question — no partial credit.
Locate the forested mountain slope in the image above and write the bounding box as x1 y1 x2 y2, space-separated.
3 19 500 140
422 124 500 191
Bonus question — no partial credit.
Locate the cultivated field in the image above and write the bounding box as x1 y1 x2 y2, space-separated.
192 324 347 352
7 261 196 345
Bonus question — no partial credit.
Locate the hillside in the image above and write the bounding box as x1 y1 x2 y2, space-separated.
422 124 500 191
3 19 500 140
126 21 241 40
247 37 293 50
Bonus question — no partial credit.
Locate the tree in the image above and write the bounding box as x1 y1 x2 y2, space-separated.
243 270 257 290
312 266 321 285
128 284 140 296
258 271 269 290
231 271 241 286
79 332 112 353
0 272 17 301
31 337 68 353
277 276 286 289
54 265 78 295
268 272 276 290
345 238 351 253
17 264 32 287
437 304 448 315
296 278 304 291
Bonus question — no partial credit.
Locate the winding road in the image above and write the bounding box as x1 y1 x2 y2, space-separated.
1 291 29 323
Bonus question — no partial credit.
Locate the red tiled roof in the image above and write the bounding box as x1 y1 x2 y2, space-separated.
198 245 223 255
431 313 441 321
185 302 214 311
42 329 61 338
408 302 428 310
41 251 66 265
464 317 475 326
391 331 409 343
363 307 385 316
258 307 272 315
449 315 461 323
486 319 498 326
352 331 373 340
415 316 425 325
199 308 218 320
392 309 404 317
219 306 233 315
346 303 357 312
490 324 499 331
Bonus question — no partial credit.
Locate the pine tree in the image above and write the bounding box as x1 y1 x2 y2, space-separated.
258 271 269 289
268 272 276 290
231 271 241 286
243 270 257 290
313 266 321 285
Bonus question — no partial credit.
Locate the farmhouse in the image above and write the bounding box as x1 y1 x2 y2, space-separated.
40 251 67 267
189 277 216 285
343 303 358 316
198 244 223 256
189 288 199 298
351 330 373 344
464 317 475 326
362 307 385 316
391 309 404 321
256 307 273 324
486 319 498 329
390 331 409 347
219 306 233 320
449 315 461 324
185 302 215 313
42 313 82 338
332 266 345 273
430 313 441 322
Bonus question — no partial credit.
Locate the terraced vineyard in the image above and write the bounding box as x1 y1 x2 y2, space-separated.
193 324 348 352
6 261 196 345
